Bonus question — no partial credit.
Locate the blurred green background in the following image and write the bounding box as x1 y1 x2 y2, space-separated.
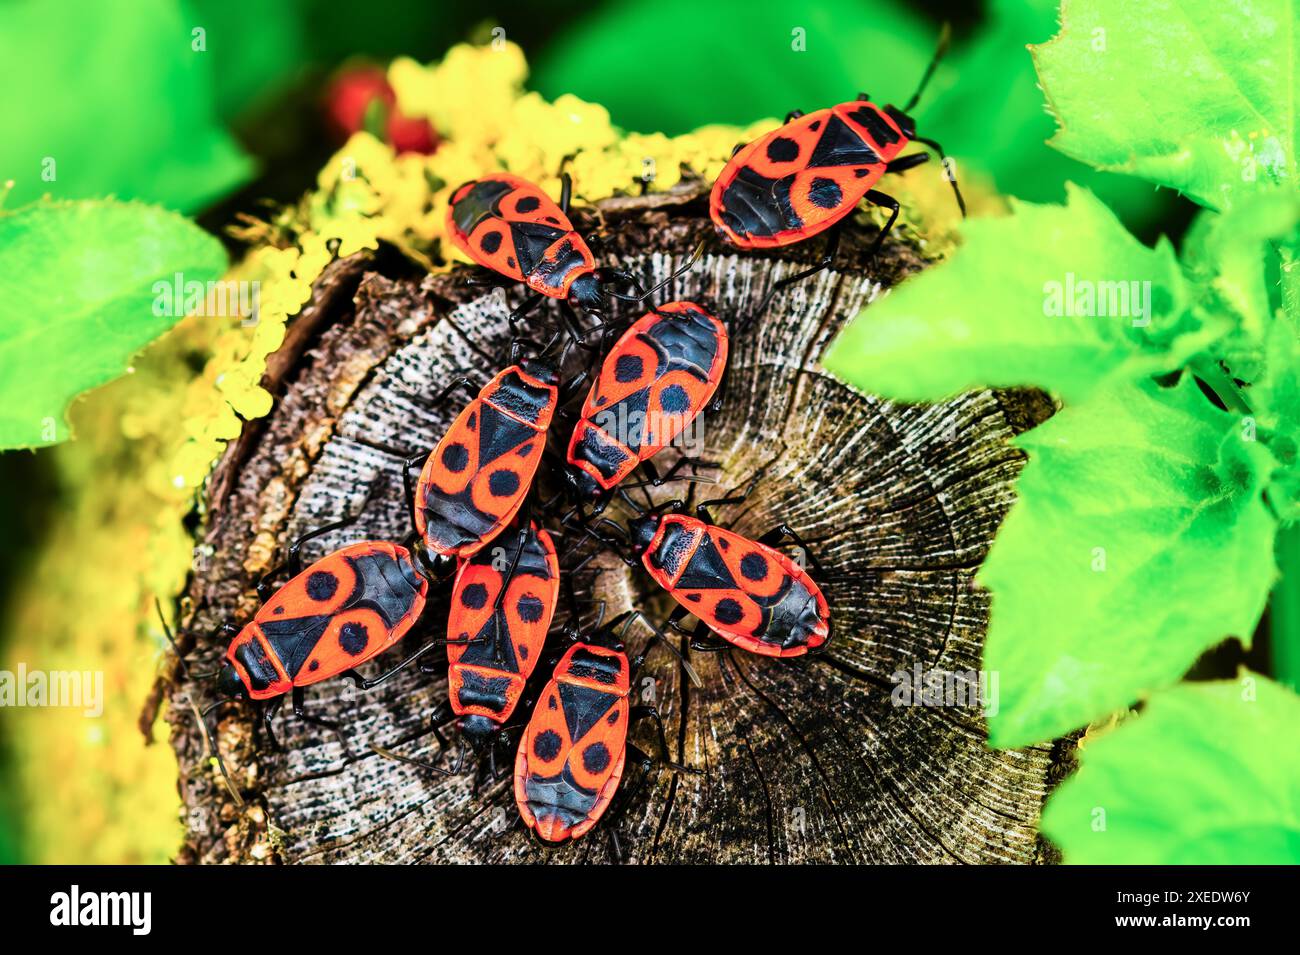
0 0 1196 863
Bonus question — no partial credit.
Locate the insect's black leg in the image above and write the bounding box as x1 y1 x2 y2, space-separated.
370 700 458 775
862 189 901 265
691 471 761 525
262 697 284 752
283 479 385 575
508 293 544 335
627 609 701 687
629 704 698 773
429 375 481 408
402 451 427 536
747 221 844 328
629 455 721 490
757 523 827 576
855 92 872 101
885 152 930 175
342 641 441 690
784 108 806 123
558 364 592 405
686 615 729 652
292 685 355 758
912 135 967 217
662 604 693 638
460 270 510 289
559 172 572 214
693 494 747 526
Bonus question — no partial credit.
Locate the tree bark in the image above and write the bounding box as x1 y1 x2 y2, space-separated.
159 184 1064 864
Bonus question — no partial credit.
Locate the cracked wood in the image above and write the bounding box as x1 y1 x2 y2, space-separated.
160 188 1064 864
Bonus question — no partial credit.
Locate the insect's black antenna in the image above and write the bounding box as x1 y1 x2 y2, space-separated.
608 241 706 304
155 597 192 681
197 698 245 807
902 22 952 113
155 598 217 680
912 136 967 217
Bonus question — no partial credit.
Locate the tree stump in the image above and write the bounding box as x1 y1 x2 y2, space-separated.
160 184 1063 864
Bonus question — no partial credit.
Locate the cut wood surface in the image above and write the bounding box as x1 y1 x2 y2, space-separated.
160 185 1064 864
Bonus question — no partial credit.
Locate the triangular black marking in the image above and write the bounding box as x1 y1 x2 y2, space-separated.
808 115 882 168
558 682 619 744
259 614 332 679
510 221 566 274
477 403 532 468
675 532 738 590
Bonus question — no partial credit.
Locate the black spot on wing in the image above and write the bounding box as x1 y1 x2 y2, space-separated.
614 354 644 383
659 384 690 415
306 571 338 601
534 729 563 761
766 135 800 163
461 583 489 609
740 552 769 581
809 177 843 209
339 621 369 656
442 441 469 472
517 593 545 623
582 742 611 774
488 469 521 497
714 598 744 626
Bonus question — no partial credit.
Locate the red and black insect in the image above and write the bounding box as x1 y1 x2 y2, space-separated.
405 357 560 569
513 609 697 846
444 521 560 751
580 491 831 658
710 29 964 306
564 301 728 501
445 171 701 332
216 539 429 707
161 497 452 800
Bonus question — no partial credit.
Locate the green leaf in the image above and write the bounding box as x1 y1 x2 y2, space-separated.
0 0 252 212
1033 0 1298 212
981 376 1276 747
0 200 228 449
1041 676 1300 863
921 0 1169 226
1181 193 1300 383
823 185 1193 405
